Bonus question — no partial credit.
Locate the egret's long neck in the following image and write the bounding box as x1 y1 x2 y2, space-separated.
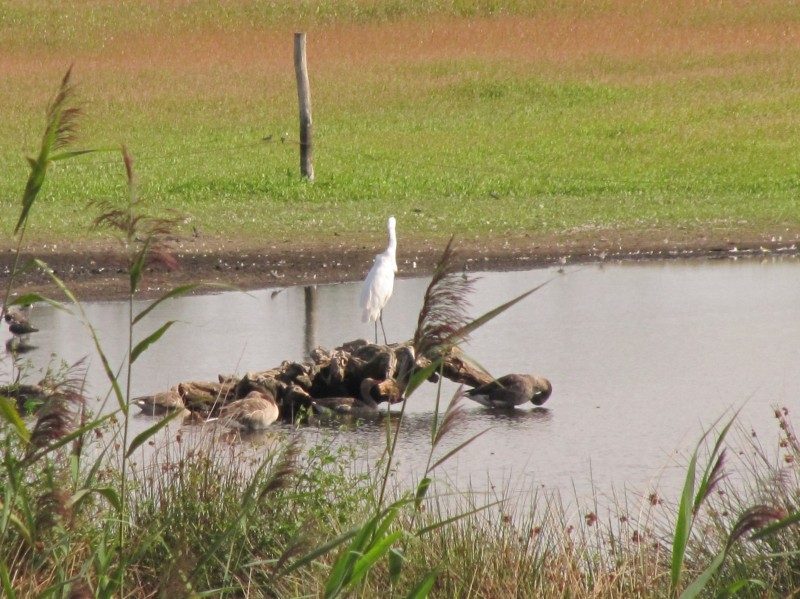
387 220 398 272
387 222 397 253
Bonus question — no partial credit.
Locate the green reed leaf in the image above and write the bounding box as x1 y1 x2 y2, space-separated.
125 409 183 458
131 321 176 363
404 571 436 599
70 486 123 513
134 283 234 324
388 548 404 586
0 397 30 445
0 561 16 599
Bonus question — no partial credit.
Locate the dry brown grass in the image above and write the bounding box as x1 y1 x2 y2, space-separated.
2 3 799 93
2 0 797 141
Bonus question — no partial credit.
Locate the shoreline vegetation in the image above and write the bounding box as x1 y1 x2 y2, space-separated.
2 2 800 596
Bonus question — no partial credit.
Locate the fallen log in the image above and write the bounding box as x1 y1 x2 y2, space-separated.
129 339 552 425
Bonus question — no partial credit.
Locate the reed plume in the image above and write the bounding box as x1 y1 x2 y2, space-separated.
16 65 86 235
25 360 89 462
92 146 183 282
413 237 476 359
694 449 727 510
46 66 81 152
25 390 87 462
258 435 301 501
35 487 73 535
432 389 467 450
727 504 787 549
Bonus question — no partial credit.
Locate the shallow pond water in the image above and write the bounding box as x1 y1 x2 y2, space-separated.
5 257 800 509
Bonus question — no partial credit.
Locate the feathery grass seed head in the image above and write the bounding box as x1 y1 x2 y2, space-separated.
413 237 477 359
26 390 86 459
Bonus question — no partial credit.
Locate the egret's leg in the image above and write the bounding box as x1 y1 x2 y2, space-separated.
379 311 388 345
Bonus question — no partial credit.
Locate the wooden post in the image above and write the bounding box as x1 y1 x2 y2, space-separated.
304 285 317 355
294 32 314 181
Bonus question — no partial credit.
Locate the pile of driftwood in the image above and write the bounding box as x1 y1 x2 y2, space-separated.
139 339 506 422
134 339 552 426
3 339 552 430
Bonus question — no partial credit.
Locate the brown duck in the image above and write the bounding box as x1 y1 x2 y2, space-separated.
132 387 185 415
218 390 280 430
465 374 552 408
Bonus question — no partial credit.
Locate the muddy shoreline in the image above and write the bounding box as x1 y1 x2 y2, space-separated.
2 229 798 303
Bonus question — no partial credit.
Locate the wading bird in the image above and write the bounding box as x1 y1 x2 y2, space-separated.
466 374 552 409
360 216 397 344
5 310 38 337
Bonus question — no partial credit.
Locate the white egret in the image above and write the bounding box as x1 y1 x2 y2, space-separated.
465 374 553 408
359 216 397 344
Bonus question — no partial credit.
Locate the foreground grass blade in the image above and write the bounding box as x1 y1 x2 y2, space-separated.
414 477 432 511
7 292 70 314
405 571 436 599
325 522 377 597
50 149 96 162
324 503 406 598
133 283 210 324
428 428 490 472
454 279 552 343
24 413 115 465
129 240 150 294
125 409 183 458
388 548 404 586
348 530 403 588
678 551 726 599
671 412 737 594
416 500 502 536
403 362 440 399
671 452 697 591
130 321 176 363
0 397 30 444
15 66 94 234
0 503 33 550
33 258 127 411
283 526 361 574
0 561 16 599
693 414 737 512
69 487 123 513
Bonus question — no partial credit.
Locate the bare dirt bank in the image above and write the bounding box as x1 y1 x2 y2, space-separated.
2 227 799 303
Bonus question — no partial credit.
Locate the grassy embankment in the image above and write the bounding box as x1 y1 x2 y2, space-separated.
1 1 800 249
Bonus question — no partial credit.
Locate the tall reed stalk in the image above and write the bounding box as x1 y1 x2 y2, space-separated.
0 68 204 597
1 66 92 319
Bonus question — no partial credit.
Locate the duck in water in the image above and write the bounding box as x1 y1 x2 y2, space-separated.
218 390 280 430
465 374 552 408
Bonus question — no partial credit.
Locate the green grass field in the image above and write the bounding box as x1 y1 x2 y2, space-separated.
1 0 799 246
